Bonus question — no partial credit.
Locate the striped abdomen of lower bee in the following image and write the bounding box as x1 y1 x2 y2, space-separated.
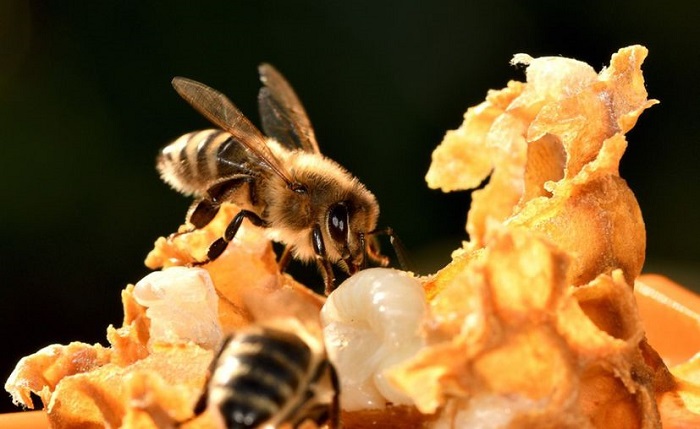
194 326 339 428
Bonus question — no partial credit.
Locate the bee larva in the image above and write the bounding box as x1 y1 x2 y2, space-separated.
192 326 339 429
158 64 405 294
320 268 427 411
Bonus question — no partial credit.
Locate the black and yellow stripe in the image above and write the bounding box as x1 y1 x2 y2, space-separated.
208 328 324 428
157 129 255 197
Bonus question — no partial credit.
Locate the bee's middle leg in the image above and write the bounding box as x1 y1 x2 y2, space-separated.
195 210 266 265
167 199 222 241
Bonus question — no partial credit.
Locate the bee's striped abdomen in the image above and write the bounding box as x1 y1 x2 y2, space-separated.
157 129 254 197
208 328 318 428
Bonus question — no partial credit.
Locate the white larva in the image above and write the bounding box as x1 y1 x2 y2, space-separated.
320 268 428 410
133 266 222 350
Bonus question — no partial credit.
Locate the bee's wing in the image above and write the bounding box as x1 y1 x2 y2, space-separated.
172 77 294 184
257 63 321 154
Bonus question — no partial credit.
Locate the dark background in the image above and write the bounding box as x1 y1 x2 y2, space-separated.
1 1 698 413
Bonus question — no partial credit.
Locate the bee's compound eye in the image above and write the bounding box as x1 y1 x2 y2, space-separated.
328 203 349 244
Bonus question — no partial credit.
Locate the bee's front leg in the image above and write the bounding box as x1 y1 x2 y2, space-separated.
312 225 335 295
367 227 412 272
277 246 293 272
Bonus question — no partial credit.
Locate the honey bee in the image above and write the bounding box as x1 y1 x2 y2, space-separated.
158 64 401 294
192 324 340 429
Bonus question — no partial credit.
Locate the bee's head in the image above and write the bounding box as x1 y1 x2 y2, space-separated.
324 189 380 273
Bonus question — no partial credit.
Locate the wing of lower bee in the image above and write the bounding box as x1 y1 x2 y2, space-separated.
258 63 321 154
172 76 294 184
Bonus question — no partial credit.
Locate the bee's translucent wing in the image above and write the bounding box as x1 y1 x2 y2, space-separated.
258 63 320 154
172 77 294 184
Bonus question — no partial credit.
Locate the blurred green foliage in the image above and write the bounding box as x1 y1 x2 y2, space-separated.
1 0 698 413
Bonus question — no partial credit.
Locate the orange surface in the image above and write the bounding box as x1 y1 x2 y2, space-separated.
2 274 698 427
636 274 700 366
0 410 49 428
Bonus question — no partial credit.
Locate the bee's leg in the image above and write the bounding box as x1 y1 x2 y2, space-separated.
364 234 389 267
338 258 353 275
194 210 266 265
133 365 212 428
168 199 221 240
367 227 412 271
190 388 209 419
174 176 254 238
297 360 341 429
328 362 341 429
277 246 293 272
174 337 234 427
188 199 221 229
173 382 209 427
312 225 335 295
